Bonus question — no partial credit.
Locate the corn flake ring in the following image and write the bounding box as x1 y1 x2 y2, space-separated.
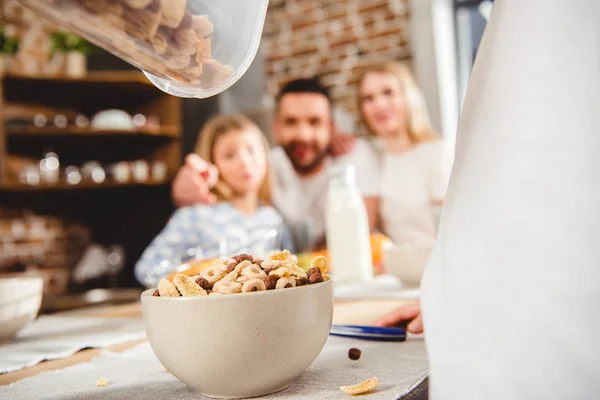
213 279 242 294
340 377 379 396
241 278 266 293
275 277 296 289
200 266 226 285
241 264 266 280
310 255 328 274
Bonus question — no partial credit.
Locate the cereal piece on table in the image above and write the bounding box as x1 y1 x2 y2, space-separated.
158 278 180 297
173 274 207 297
263 275 277 290
348 348 361 361
96 378 109 387
200 266 226 285
310 255 328 274
340 377 378 395
159 0 186 29
213 279 242 294
241 278 267 293
275 277 296 289
123 0 161 41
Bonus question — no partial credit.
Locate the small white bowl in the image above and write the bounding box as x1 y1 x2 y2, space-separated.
383 244 433 288
91 109 135 131
141 280 333 399
0 274 44 342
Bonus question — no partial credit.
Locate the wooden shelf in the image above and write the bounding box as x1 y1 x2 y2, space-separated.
2 71 153 86
0 180 169 191
6 126 179 138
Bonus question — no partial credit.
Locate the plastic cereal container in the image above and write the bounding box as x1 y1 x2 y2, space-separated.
17 0 269 98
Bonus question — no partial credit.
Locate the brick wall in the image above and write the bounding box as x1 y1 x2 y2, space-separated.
262 0 412 116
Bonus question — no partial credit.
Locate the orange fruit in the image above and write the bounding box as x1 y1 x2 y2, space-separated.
370 232 392 266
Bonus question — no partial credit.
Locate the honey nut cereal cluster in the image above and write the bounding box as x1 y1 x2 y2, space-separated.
154 250 330 297
48 0 232 86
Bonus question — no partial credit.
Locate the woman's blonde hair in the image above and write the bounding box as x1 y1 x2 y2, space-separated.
194 114 272 205
357 61 439 143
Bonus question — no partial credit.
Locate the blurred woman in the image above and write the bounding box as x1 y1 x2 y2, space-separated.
357 61 454 333
357 60 454 247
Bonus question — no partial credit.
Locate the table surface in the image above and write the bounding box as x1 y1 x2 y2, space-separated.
0 298 424 397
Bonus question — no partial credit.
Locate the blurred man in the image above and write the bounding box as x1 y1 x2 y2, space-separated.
171 78 378 250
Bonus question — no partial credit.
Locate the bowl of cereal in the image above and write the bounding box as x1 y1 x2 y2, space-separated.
141 250 332 399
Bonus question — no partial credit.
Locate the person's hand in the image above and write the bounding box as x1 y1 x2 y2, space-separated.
171 154 219 208
373 301 423 334
329 129 357 158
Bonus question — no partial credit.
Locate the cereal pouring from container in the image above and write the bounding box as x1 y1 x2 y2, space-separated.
16 0 269 99
141 250 334 398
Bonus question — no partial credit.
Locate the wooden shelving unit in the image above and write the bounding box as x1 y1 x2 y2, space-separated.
0 71 182 289
0 71 182 188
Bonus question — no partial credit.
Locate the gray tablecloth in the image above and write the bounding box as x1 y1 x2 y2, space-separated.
0 316 146 374
1 336 428 400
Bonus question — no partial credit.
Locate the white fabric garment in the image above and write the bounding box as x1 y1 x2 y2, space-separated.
421 1 600 399
270 138 377 246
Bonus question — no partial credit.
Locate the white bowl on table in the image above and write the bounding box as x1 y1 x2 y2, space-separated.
0 274 44 342
141 280 333 399
383 243 433 288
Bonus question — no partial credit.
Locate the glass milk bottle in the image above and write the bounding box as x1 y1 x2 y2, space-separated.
325 164 373 283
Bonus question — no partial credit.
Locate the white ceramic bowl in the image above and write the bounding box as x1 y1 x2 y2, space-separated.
0 275 44 342
141 280 333 399
383 244 433 288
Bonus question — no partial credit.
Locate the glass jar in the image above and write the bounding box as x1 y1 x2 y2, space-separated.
17 0 269 98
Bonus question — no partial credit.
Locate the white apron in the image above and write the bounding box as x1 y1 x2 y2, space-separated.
420 0 600 398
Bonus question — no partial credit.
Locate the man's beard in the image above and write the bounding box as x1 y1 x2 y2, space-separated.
283 143 329 175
